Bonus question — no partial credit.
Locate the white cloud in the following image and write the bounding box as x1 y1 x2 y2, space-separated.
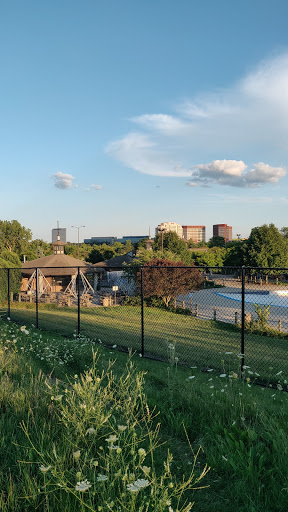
106 133 191 177
107 53 288 187
88 184 102 191
188 160 286 188
245 162 286 184
53 171 75 189
132 114 189 133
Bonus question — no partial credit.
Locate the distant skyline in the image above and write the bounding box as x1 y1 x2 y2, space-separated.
1 1 288 243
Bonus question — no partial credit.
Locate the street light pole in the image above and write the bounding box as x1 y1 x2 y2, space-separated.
71 225 85 258
158 228 165 252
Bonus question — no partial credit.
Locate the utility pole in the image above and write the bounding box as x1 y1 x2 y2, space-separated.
158 227 165 252
71 225 85 258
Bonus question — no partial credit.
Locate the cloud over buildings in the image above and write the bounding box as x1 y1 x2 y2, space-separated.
107 53 288 188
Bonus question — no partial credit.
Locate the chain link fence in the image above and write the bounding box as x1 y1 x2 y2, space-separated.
1 264 288 384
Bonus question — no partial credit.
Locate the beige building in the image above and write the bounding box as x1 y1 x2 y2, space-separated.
182 225 206 243
155 222 183 238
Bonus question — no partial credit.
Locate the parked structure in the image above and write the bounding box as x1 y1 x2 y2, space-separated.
213 224 232 242
182 225 206 243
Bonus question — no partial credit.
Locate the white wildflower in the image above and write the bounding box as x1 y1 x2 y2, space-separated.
86 427 96 435
73 450 81 461
118 425 127 432
127 479 149 492
105 435 118 443
75 479 92 492
96 474 108 482
39 465 52 473
219 374 226 378
188 376 195 379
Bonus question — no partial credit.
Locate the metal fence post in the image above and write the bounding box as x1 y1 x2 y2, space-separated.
241 265 245 377
7 268 10 319
140 267 145 357
77 267 81 337
35 267 39 328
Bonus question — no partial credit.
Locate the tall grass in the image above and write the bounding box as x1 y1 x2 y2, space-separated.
0 320 207 512
1 318 288 511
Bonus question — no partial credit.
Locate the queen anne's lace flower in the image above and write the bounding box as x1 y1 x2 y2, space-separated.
75 479 92 492
118 425 127 432
39 465 52 473
96 474 108 482
105 434 118 443
73 450 81 461
127 479 149 492
86 427 96 435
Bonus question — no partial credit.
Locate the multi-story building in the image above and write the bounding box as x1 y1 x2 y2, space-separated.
213 224 232 242
182 225 206 243
155 222 183 238
84 236 147 245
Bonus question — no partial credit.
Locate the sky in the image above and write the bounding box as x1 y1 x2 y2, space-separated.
1 0 288 243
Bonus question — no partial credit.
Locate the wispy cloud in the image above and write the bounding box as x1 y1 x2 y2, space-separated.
52 171 75 189
87 184 102 191
107 53 288 187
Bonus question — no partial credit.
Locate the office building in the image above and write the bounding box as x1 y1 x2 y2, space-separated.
182 225 206 243
155 222 183 238
213 224 232 242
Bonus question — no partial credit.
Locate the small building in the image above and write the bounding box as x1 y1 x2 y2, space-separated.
94 252 135 294
21 234 94 297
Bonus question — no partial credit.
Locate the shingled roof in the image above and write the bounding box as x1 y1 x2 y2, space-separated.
22 254 94 276
94 252 133 269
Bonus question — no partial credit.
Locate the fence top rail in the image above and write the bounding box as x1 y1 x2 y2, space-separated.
5 265 288 271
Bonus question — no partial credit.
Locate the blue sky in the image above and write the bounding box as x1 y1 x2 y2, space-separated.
1 0 288 243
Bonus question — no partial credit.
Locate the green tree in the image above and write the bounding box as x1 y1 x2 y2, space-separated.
139 258 203 307
280 227 288 239
24 239 53 261
0 249 22 301
245 224 288 268
223 242 245 267
191 247 225 267
0 220 32 255
153 231 187 255
208 236 226 248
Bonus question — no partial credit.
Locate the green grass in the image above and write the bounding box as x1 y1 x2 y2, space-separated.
1 318 288 511
7 303 288 381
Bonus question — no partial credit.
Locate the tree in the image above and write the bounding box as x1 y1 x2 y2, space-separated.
139 259 203 307
0 249 22 301
153 231 187 255
191 247 225 267
245 224 288 268
208 236 226 248
0 220 32 255
280 227 288 239
223 242 245 267
24 239 53 261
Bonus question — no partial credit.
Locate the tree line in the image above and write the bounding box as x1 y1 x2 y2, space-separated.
0 219 288 270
